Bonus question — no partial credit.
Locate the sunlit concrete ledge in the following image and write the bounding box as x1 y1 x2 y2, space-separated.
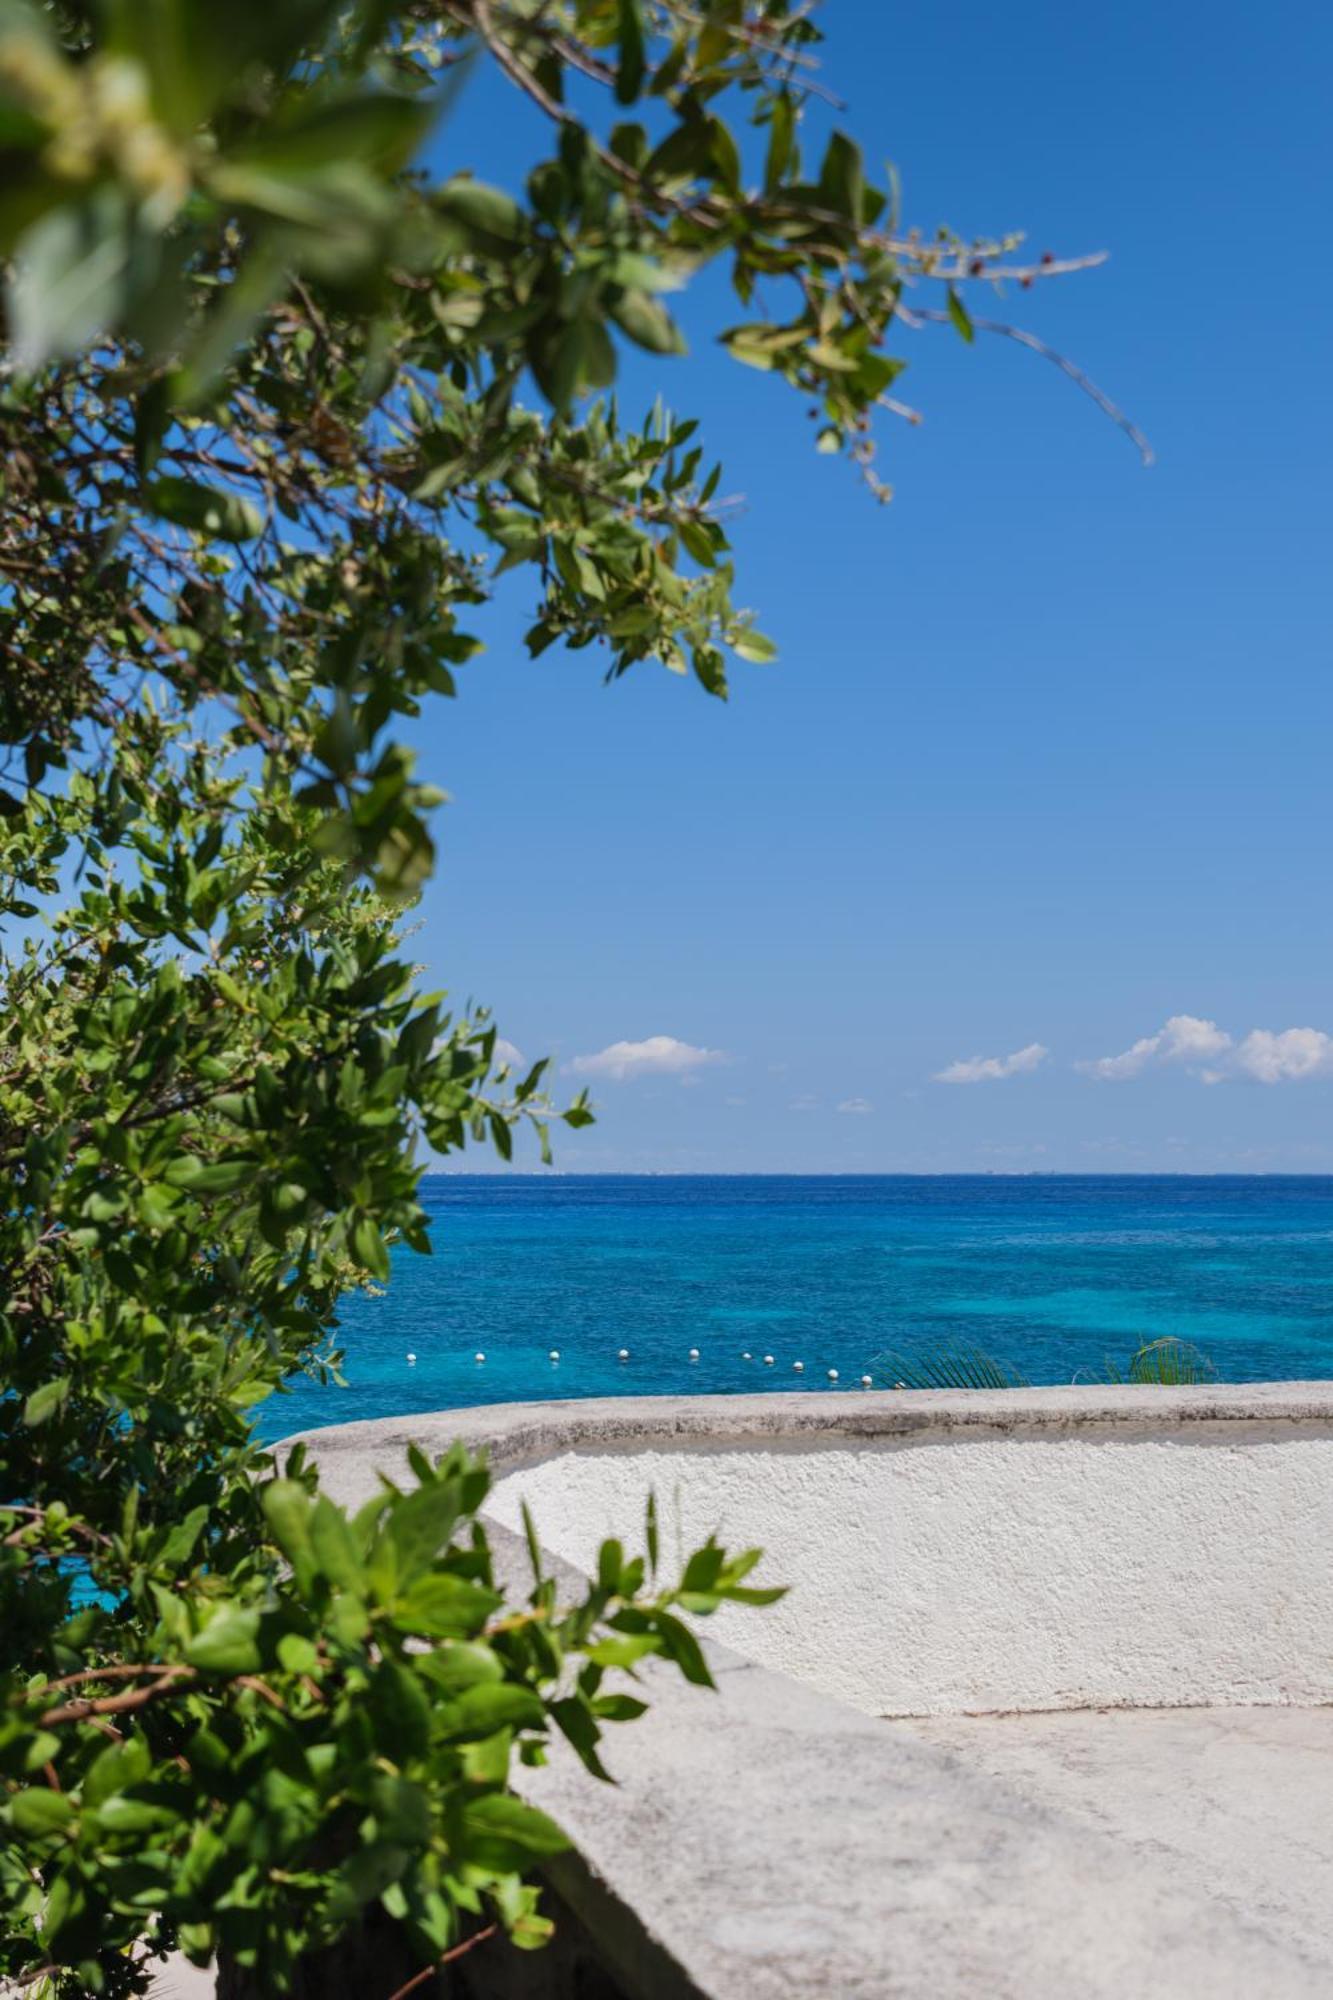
264 1387 1333 1997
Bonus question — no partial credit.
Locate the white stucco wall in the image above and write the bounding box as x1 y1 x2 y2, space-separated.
488 1421 1333 1716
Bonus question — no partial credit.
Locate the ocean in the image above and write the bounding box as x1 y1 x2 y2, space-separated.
263 1175 1333 1438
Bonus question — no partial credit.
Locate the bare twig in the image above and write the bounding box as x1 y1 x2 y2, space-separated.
234 1675 286 1711
2 1506 114 1552
900 303 1154 464
385 1924 500 2000
40 1667 196 1726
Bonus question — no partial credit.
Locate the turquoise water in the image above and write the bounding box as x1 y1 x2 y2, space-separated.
265 1175 1333 1437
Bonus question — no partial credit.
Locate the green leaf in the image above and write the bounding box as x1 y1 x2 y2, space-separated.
23 1378 69 1427
366 1659 431 1763
652 1611 714 1687
947 286 975 344
262 1480 314 1577
325 1840 413 1923
434 178 525 246
462 1792 569 1866
584 1632 661 1671
549 1695 612 1781
731 630 778 664
161 1157 254 1194
228 94 427 178
276 1633 318 1674
185 1605 263 1675
82 1737 151 1811
442 1684 545 1740
818 132 865 222
609 289 687 357
591 1693 648 1722
9 1788 76 1837
95 1795 179 1834
764 94 796 192
390 1573 500 1639
157 1504 210 1570
370 1773 431 1846
351 1213 390 1280
134 377 171 479
145 478 264 543
416 1641 504 1692
615 0 646 103
9 188 139 371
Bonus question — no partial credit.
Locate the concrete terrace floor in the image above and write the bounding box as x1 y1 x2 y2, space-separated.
136 1705 1333 1998
891 1704 1333 1975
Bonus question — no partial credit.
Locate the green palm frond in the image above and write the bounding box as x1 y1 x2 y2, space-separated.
870 1342 1032 1391
871 1335 1218 1391
1094 1336 1218 1386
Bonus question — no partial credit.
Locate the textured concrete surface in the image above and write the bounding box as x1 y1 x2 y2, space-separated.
894 1705 1333 1974
136 1692 1333 2000
282 1382 1333 1487
254 1391 1333 1998
287 1387 1333 1716
488 1425 1333 1714
518 1648 1333 1999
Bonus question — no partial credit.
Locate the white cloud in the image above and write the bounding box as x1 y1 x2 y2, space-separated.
1081 1014 1333 1085
1080 1014 1231 1081
934 1042 1048 1085
837 1097 874 1115
1225 1028 1333 1084
566 1035 725 1083
788 1094 819 1112
493 1037 526 1070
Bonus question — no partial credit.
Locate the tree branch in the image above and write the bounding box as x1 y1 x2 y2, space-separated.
385 1924 500 2000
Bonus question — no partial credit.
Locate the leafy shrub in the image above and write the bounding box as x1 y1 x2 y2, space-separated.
0 0 1130 1988
3 1451 777 1994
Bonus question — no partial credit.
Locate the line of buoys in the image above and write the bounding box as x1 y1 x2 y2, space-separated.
420 1346 868 1384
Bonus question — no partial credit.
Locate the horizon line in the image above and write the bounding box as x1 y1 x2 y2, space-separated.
422 1168 1333 1181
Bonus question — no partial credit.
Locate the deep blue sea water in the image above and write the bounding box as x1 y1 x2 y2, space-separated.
265 1175 1333 1438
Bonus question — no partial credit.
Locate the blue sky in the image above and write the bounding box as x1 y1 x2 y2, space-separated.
412 0 1333 1173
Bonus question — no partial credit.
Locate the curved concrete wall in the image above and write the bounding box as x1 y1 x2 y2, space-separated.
283 1389 1333 1998
482 1388 1333 1715
290 1386 1333 1718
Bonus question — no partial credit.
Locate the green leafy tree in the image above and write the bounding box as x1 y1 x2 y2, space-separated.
0 2 1139 1992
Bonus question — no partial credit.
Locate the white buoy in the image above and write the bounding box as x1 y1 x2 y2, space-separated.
763 1354 774 1366
618 1348 629 1361
688 1347 700 1361
741 1350 752 1361
860 1375 873 1388
406 1352 417 1365
827 1368 839 1383
549 1349 560 1362
475 1352 486 1363
792 1361 804 1373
